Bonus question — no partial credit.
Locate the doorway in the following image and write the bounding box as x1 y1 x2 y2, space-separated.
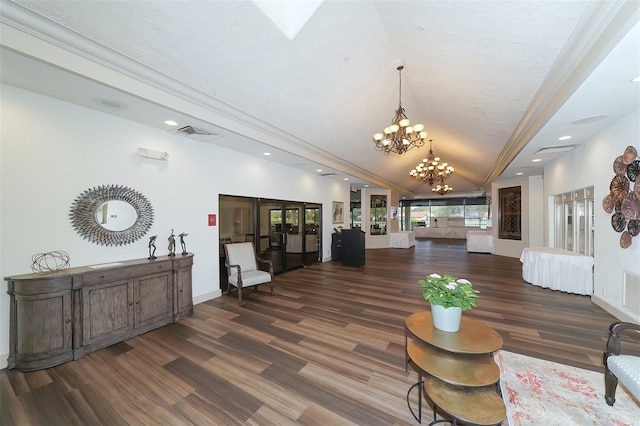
219 195 322 287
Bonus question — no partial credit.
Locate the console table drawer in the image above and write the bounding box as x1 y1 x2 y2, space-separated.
83 261 171 285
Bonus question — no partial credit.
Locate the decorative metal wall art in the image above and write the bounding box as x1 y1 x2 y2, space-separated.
603 145 639 249
70 185 154 246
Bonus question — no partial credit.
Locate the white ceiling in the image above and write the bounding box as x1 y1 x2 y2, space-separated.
1 0 639 198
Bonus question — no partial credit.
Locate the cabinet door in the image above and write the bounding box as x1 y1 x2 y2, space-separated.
14 289 73 370
134 272 173 329
175 266 193 320
82 279 134 347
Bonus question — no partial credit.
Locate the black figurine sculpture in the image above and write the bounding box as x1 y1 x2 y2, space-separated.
148 235 157 260
168 229 176 256
179 232 188 255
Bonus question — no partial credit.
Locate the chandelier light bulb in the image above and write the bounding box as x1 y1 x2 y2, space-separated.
372 65 427 155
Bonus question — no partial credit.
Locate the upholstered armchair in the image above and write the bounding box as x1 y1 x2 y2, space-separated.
224 242 274 306
603 321 640 406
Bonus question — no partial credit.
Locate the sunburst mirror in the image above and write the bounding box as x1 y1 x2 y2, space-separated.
70 184 154 246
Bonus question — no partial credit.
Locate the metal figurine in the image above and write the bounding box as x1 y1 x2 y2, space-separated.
179 232 188 255
148 235 157 260
168 229 176 256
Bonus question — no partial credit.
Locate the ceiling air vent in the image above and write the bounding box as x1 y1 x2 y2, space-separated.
170 125 222 142
319 172 337 177
534 144 579 155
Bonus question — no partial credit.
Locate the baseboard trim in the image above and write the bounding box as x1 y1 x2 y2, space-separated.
194 289 222 305
591 295 639 323
0 353 7 370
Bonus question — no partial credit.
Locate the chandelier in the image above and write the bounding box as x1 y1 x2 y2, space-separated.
409 139 454 185
372 65 427 155
432 183 453 196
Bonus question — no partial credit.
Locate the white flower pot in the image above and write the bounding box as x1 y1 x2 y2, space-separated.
431 304 462 332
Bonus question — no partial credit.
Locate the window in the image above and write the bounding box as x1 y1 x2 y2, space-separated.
553 187 594 255
400 197 488 230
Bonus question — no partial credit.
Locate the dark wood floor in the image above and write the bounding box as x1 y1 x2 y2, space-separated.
1 239 631 425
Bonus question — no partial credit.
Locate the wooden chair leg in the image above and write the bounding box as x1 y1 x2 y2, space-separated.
605 367 618 406
237 286 243 306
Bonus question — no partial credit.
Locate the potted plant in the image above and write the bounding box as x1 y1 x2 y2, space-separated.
418 273 479 332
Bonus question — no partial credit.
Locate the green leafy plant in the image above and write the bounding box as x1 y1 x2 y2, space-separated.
418 273 479 311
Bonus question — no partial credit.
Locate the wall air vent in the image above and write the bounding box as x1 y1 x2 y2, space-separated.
169 125 222 142
534 144 579 155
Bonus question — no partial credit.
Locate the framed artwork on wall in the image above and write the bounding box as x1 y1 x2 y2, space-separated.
499 186 522 240
333 201 344 223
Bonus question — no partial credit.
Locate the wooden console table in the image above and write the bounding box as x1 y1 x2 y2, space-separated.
405 312 506 425
5 254 194 371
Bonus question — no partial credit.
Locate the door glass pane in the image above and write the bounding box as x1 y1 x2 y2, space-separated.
588 200 594 256
370 195 387 235
565 203 573 251
576 200 586 254
555 203 564 248
283 202 304 270
305 205 321 264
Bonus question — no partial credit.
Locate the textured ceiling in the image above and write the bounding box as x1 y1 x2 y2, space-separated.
1 0 639 197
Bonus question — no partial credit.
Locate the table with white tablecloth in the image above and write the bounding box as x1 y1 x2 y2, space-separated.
390 231 416 248
466 230 494 253
520 247 594 295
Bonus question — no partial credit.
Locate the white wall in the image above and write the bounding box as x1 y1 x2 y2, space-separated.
0 84 351 368
545 110 640 322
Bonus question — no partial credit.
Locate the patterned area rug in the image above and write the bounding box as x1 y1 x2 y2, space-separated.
496 350 639 426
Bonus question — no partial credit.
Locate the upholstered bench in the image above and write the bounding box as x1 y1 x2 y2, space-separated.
604 321 640 406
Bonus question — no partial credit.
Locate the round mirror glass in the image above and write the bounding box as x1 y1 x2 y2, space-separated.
95 200 138 231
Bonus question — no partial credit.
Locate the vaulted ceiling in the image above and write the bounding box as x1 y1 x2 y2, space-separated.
1 0 639 198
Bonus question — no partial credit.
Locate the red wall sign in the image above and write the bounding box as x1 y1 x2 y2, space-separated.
208 214 216 226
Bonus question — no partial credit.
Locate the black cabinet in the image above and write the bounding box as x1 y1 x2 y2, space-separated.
331 232 342 261
341 229 365 266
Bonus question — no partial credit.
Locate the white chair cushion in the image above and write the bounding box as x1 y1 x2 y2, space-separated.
228 270 271 288
608 354 640 400
226 242 257 272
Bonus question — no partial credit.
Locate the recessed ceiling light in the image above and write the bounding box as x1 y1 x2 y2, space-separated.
364 185 369 187
263 152 271 156
164 120 178 126
532 158 542 162
343 178 349 181
632 75 640 83
516 172 523 175
316 169 322 172
558 135 572 141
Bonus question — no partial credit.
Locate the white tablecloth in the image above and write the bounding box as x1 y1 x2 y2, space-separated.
466 230 494 253
390 231 415 248
520 247 594 295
